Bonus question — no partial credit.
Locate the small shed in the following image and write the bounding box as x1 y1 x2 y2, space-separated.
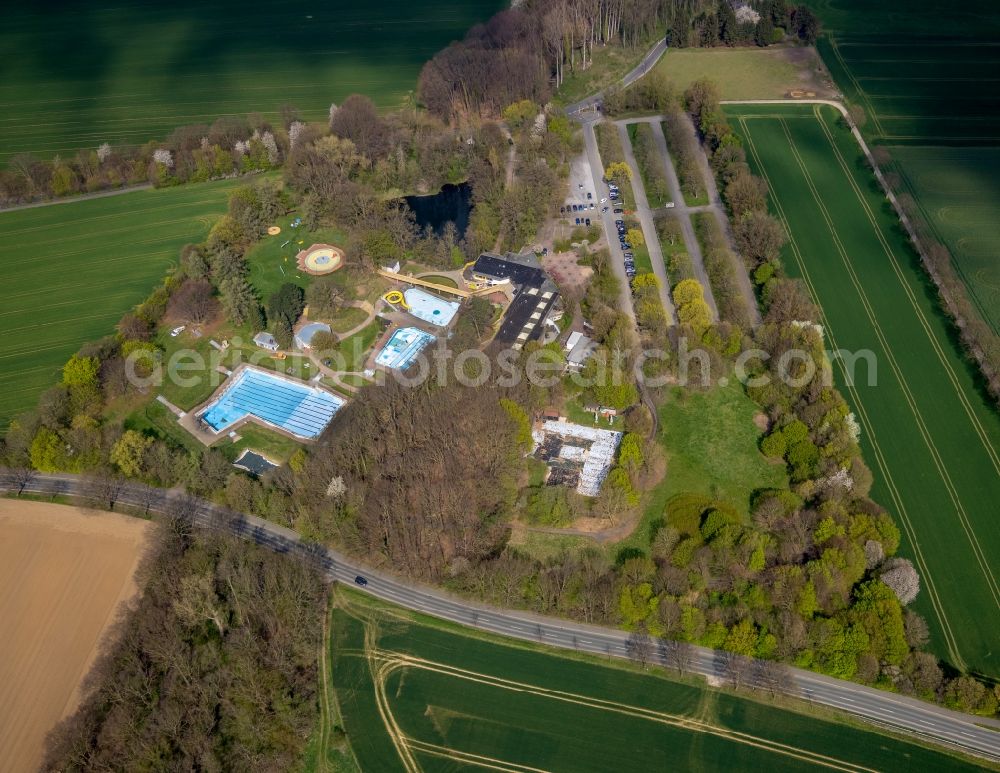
253 332 280 352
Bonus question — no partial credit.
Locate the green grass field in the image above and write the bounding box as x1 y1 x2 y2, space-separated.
0 178 245 428
807 0 1000 329
323 589 984 772
0 0 504 162
730 103 1000 678
653 47 826 100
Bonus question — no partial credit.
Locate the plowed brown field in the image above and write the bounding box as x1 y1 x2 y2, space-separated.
0 500 153 773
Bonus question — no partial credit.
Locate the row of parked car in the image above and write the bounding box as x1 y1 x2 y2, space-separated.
616 217 637 280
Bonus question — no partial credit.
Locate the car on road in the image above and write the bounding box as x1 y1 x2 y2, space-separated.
354 575 368 586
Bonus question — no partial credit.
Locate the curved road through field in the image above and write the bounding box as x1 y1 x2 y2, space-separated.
3 469 999 764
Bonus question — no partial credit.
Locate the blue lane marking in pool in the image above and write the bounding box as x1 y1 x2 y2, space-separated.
199 368 344 439
375 326 435 370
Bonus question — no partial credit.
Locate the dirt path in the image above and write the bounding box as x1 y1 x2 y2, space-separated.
0 183 154 213
0 500 153 773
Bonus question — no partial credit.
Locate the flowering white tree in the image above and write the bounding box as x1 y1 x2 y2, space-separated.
260 130 279 164
97 142 112 163
152 148 174 168
329 102 339 126
234 140 249 157
863 539 884 570
289 121 305 151
881 557 920 604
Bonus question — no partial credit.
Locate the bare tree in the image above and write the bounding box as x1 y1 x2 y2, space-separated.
8 466 37 496
625 627 653 669
167 279 219 325
754 659 794 698
79 471 127 511
660 637 694 675
718 651 753 691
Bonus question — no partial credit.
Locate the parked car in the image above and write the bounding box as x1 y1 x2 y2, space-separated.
590 203 595 209
560 206 566 214
585 218 591 226
575 218 581 225
601 206 609 212
170 325 186 337
665 201 675 209
600 197 608 204
614 208 624 214
587 192 593 199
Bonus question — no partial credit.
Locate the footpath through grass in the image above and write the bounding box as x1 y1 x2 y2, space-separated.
731 103 1000 678
0 177 244 429
325 589 985 772
0 0 504 161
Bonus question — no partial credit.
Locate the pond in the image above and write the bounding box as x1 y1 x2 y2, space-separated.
404 181 472 239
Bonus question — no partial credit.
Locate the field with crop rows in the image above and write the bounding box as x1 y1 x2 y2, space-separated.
325 590 983 772
0 0 503 161
0 178 244 428
730 103 1000 679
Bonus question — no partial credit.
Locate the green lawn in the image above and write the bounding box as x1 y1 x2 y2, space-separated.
325 589 983 773
0 0 505 161
731 103 1000 678
328 306 370 334
653 47 824 100
0 177 245 429
219 424 301 463
245 221 347 301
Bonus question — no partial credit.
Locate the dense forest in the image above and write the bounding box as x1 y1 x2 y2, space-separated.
42 526 328 770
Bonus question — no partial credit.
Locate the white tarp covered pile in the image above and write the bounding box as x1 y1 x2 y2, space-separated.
540 420 622 496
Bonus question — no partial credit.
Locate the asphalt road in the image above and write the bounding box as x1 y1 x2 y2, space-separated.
4 469 1000 764
564 39 668 115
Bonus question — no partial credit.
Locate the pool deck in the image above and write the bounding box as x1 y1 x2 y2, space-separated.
177 363 350 446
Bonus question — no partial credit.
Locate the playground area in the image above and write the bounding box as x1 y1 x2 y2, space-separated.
296 243 344 275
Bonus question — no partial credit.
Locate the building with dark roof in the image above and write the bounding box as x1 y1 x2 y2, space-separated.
473 252 560 350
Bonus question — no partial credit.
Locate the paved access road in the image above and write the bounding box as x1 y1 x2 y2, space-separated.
3 469 1000 764
564 39 668 115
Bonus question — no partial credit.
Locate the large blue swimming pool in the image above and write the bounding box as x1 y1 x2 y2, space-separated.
199 367 344 439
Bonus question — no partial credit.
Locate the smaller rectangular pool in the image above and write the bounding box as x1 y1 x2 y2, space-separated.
404 288 460 327
199 367 344 439
375 326 435 370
